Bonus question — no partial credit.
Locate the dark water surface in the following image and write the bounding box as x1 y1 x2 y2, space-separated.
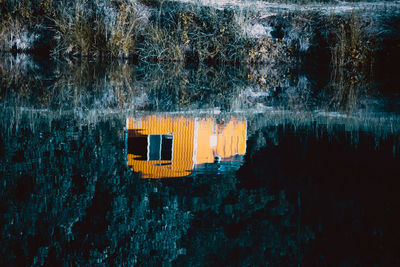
1 57 400 266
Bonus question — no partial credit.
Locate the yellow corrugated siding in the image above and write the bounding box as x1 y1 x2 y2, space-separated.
195 118 247 164
127 116 247 178
194 119 215 164
127 116 195 178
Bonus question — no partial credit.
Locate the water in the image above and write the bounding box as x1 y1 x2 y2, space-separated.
1 56 400 265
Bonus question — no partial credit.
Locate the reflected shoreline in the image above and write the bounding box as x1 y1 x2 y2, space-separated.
1 55 399 114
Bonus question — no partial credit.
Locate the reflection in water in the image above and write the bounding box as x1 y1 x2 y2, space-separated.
1 55 400 265
127 116 247 178
1 55 400 115
1 109 400 265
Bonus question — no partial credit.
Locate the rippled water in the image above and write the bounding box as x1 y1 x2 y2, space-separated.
1 57 400 265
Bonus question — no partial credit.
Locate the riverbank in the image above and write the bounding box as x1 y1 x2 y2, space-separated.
1 0 399 69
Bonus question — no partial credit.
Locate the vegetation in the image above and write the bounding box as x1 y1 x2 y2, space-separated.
0 0 257 64
0 55 257 111
1 2 399 266
330 13 375 70
1 53 396 115
1 0 399 110
257 0 391 2
1 0 398 69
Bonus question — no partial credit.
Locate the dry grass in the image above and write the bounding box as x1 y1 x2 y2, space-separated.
52 0 149 58
136 2 256 64
108 2 149 58
0 0 54 51
177 5 253 63
257 0 381 3
0 0 396 70
327 12 376 112
0 56 253 111
139 24 185 62
328 66 370 113
51 0 107 57
0 0 259 64
330 12 375 71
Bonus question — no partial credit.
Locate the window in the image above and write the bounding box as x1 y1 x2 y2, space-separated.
148 134 173 161
161 135 173 160
148 135 162 160
128 134 173 161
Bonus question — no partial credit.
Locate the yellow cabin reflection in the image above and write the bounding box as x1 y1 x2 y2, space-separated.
126 116 247 178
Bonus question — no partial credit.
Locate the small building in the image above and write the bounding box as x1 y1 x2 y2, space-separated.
126 115 247 178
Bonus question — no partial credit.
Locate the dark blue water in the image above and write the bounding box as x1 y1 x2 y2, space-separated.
1 110 399 266
1 58 400 266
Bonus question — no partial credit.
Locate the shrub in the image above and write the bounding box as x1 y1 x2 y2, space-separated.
177 6 252 63
139 24 185 62
330 12 375 71
107 2 147 58
51 0 107 57
327 12 376 112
